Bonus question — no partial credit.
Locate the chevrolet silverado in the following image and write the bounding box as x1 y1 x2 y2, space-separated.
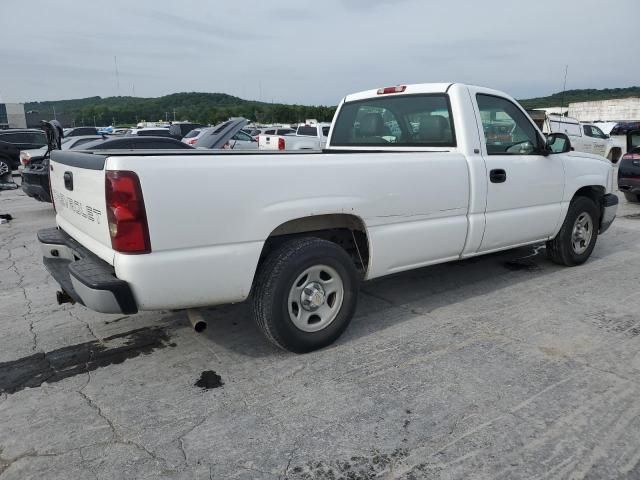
38 83 618 352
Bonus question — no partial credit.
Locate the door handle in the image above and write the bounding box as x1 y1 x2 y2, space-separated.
63 171 74 191
490 169 507 183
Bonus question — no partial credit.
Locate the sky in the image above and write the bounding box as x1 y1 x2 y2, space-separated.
0 0 637 105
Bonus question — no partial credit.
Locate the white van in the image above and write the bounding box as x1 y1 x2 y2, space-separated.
544 114 620 161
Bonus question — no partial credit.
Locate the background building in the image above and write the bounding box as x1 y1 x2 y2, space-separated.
0 103 27 129
567 98 640 122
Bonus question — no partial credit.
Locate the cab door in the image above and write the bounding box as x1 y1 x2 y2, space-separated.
585 125 608 157
471 91 565 252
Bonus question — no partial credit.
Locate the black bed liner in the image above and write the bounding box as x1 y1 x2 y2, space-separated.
50 148 450 170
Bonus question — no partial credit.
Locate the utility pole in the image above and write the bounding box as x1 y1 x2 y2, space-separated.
114 56 120 94
559 65 569 117
173 109 176 122
52 106 57 120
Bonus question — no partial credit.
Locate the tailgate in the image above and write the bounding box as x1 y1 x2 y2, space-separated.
49 151 114 264
258 135 282 150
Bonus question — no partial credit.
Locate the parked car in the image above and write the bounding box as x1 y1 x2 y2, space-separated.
21 136 192 202
618 129 640 203
0 129 48 179
63 127 99 137
169 122 203 140
39 82 617 353
20 135 105 167
181 128 203 145
258 123 330 150
193 118 258 149
544 115 621 162
126 127 172 137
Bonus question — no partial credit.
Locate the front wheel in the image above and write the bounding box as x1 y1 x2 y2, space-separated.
252 237 360 353
546 196 599 266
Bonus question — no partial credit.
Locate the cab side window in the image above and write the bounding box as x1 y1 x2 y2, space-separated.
476 94 541 155
590 125 607 139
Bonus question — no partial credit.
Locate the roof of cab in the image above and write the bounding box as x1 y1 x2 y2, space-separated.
344 83 455 103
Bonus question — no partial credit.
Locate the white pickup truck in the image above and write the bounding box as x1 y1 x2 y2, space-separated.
545 114 622 162
39 83 618 353
258 123 331 151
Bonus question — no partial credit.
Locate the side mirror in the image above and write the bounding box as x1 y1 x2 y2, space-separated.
546 133 571 154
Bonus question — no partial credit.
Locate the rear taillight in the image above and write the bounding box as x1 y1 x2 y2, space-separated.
278 137 285 150
622 153 640 160
187 138 197 145
105 171 151 254
20 151 31 166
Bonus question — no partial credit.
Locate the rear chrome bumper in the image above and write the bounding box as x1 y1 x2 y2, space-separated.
38 228 138 314
600 193 618 234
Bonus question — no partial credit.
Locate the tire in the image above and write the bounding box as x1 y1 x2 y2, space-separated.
623 192 640 203
546 196 600 266
252 237 360 353
0 158 10 182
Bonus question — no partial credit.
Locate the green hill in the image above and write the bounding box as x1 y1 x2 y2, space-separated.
24 86 640 126
24 92 337 126
518 87 640 109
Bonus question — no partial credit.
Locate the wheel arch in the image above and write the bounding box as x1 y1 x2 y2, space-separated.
572 185 605 205
608 147 622 164
571 185 609 230
256 213 371 278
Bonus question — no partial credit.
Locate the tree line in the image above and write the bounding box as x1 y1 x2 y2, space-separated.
25 92 337 127
24 86 640 127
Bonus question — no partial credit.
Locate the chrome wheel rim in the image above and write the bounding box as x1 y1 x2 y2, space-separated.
0 161 9 176
571 212 593 255
288 264 344 332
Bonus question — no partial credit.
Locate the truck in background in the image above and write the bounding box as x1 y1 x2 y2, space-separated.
258 122 331 151
538 114 622 163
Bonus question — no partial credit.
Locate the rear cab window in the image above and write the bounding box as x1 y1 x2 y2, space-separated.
331 94 456 147
297 126 318 137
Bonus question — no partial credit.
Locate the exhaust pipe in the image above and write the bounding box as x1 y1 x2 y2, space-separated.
187 309 207 333
56 290 75 305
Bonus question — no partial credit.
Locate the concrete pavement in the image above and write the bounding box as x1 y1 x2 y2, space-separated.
1 187 640 479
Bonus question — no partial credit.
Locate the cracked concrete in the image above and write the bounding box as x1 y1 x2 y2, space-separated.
1 186 640 479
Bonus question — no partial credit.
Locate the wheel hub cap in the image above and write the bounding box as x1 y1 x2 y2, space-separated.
287 264 345 333
571 212 593 255
300 282 326 311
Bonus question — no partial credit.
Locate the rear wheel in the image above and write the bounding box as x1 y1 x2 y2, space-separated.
252 237 360 353
623 192 640 203
546 196 600 266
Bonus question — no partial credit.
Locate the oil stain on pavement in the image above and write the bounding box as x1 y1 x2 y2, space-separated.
0 327 173 394
195 370 224 390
